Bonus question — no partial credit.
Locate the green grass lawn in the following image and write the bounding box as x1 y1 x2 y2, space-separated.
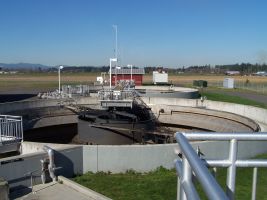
74 167 176 200
73 154 267 200
201 91 267 109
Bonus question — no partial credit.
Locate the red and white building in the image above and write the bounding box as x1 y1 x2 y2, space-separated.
110 68 145 86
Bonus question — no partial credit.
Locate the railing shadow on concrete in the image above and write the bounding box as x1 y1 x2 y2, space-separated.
174 132 267 200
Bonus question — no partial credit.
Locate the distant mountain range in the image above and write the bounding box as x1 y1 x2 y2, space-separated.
0 63 51 69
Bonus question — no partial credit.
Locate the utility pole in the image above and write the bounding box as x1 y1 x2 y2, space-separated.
112 25 118 85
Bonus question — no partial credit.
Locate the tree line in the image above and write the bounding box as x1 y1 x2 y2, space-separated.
2 63 267 75
145 63 267 75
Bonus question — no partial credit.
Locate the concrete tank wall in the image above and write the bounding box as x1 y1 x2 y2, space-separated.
141 90 199 99
0 145 83 189
2 96 265 127
135 86 199 99
2 138 267 189
135 86 197 92
0 97 98 114
0 99 60 113
75 97 98 105
21 140 267 173
21 142 79 154
153 105 259 132
26 115 78 130
205 100 267 125
82 140 267 173
0 97 98 130
142 97 267 127
2 139 267 190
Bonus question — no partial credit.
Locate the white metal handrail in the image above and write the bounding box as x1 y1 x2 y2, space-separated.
62 84 90 96
174 132 267 200
98 90 135 101
0 115 23 143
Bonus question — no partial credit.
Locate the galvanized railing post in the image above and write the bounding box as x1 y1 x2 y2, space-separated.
20 116 24 142
15 121 18 140
177 176 181 200
227 139 238 200
175 159 183 200
181 157 192 200
212 167 217 179
251 167 258 200
4 116 7 137
175 133 228 200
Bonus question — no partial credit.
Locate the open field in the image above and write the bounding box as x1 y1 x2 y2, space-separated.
0 73 99 93
0 73 267 94
1 72 266 107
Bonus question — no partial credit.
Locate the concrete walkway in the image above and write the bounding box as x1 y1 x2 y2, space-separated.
10 182 93 200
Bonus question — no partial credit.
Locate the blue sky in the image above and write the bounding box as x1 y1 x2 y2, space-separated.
0 0 267 67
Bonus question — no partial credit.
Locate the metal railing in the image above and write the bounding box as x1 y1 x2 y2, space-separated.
0 115 23 143
174 132 267 200
98 90 135 101
62 84 90 96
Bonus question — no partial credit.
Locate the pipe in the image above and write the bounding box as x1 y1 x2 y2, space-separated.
179 132 267 141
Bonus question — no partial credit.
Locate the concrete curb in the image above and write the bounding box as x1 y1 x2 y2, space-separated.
58 176 112 200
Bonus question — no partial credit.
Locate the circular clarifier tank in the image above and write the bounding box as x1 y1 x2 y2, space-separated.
0 88 261 145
